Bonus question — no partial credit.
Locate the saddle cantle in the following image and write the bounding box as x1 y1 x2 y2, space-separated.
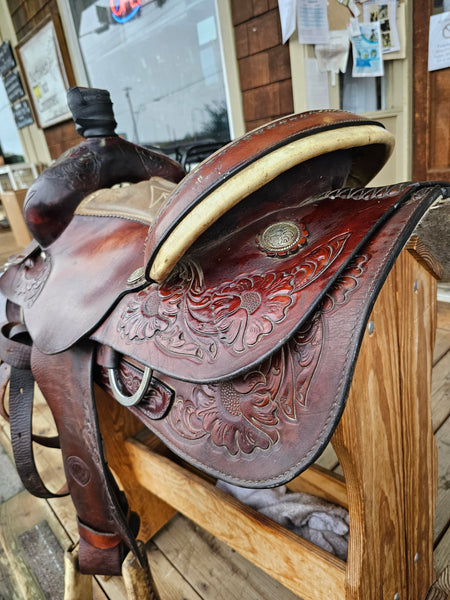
0 87 448 578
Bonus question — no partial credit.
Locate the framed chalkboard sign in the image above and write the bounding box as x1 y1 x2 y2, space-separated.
0 41 16 77
3 70 25 103
16 15 75 128
11 99 34 129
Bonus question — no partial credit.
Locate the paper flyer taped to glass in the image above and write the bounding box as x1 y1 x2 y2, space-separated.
363 1 400 53
351 22 384 77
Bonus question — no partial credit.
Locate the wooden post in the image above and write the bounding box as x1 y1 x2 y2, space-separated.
122 540 161 600
395 247 439 599
332 246 438 599
64 544 93 600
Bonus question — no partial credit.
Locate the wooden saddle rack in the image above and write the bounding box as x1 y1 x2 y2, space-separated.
0 87 445 599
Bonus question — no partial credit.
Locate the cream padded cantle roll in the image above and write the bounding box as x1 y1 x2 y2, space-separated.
149 124 394 283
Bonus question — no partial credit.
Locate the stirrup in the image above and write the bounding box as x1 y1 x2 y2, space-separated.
107 365 152 406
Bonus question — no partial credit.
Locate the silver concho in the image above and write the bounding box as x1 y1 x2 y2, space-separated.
258 221 309 257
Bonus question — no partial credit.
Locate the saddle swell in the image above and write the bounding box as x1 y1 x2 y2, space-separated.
0 90 447 579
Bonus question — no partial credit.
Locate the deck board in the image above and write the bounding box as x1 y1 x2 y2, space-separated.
0 227 449 599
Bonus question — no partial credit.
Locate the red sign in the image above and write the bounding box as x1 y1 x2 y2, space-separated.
110 0 141 23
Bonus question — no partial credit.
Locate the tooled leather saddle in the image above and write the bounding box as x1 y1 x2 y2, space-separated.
0 87 447 578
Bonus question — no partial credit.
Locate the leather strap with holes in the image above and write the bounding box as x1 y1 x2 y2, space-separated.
0 322 67 498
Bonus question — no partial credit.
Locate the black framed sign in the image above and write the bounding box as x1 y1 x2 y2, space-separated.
11 99 34 129
3 70 25 103
0 41 16 76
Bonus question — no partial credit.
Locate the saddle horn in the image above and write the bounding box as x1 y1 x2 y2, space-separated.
23 87 185 248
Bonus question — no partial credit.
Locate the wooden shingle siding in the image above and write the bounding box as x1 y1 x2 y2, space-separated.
230 1 293 132
8 0 57 41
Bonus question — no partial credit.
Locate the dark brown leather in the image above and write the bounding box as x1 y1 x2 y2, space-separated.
24 135 185 248
30 341 142 574
94 179 416 383
0 103 447 578
0 217 149 354
0 323 64 497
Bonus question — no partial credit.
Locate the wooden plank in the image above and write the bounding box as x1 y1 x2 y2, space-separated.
434 417 450 542
431 351 450 431
406 236 444 280
142 541 204 600
433 332 450 365
91 540 204 600
125 438 346 600
434 527 450 576
153 514 301 600
395 249 438 600
0 547 23 600
286 465 348 509
332 270 408 600
437 302 450 331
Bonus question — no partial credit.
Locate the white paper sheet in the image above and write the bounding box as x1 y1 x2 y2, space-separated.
278 0 297 44
297 0 330 45
305 57 330 109
428 11 450 72
315 30 350 84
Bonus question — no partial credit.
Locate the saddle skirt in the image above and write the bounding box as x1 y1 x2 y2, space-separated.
93 183 442 487
0 108 446 491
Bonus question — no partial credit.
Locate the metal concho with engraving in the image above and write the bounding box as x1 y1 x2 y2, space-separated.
258 221 309 257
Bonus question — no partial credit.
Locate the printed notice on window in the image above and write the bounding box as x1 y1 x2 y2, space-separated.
297 0 330 45
351 22 384 78
363 1 400 53
428 12 450 71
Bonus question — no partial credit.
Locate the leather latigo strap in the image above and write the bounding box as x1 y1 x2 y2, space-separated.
96 183 446 487
0 322 63 497
30 341 142 575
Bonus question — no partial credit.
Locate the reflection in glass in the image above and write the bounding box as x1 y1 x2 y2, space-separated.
340 51 386 114
70 0 230 150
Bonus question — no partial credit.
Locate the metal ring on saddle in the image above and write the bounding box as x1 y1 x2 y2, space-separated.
107 365 153 407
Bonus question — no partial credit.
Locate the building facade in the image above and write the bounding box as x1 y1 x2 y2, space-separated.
0 0 429 187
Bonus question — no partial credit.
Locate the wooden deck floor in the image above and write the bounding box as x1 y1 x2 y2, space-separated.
0 229 449 599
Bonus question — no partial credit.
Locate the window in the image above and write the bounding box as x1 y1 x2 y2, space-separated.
68 0 231 150
0 78 25 163
339 51 388 114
